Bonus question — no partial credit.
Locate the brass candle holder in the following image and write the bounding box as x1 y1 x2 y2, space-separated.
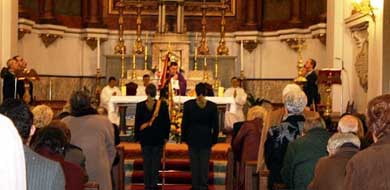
203 56 208 80
198 1 209 55
217 1 229 55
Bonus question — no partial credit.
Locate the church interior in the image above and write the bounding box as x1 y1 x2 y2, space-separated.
0 0 389 190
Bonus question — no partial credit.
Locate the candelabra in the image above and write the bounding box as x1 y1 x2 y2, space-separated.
198 1 209 55
292 39 307 84
134 2 145 54
114 0 126 83
217 1 229 55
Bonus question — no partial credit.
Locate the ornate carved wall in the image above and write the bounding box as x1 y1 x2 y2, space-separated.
19 0 326 32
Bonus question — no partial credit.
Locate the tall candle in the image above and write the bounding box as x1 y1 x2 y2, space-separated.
240 40 244 71
97 38 101 69
215 54 218 78
132 54 136 69
49 79 52 100
204 56 207 69
158 52 162 71
144 46 148 70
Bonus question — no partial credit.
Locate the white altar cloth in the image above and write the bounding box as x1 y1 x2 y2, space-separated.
108 96 236 124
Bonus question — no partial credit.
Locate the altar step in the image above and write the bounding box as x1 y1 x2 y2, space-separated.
125 159 227 185
127 184 226 190
119 142 230 189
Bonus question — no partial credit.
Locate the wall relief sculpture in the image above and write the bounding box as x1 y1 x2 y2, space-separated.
351 22 369 92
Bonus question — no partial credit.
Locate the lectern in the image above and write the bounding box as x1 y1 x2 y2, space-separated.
318 69 341 116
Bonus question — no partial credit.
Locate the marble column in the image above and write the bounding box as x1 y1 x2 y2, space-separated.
38 0 56 24
158 1 166 33
383 0 390 93
84 0 103 27
244 0 258 29
289 0 301 24
327 0 347 113
18 0 30 18
0 0 18 99
81 0 88 26
176 1 185 33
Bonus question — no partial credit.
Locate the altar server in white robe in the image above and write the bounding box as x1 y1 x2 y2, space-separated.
224 77 247 130
100 76 121 110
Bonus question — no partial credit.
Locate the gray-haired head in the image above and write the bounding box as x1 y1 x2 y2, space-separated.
283 90 307 115
327 132 360 155
282 83 302 99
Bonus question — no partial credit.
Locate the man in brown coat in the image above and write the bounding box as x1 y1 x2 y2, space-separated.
344 94 390 190
308 133 360 190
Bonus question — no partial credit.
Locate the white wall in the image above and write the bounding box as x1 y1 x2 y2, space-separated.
327 0 385 113
17 20 327 81
0 0 18 67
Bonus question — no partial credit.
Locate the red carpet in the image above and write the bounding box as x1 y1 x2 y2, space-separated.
128 184 225 190
119 143 230 189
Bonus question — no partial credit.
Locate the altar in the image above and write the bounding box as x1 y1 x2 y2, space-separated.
108 96 236 134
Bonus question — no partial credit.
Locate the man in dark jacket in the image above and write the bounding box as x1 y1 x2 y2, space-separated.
134 84 170 190
1 58 18 100
281 112 330 190
303 58 320 109
181 83 219 190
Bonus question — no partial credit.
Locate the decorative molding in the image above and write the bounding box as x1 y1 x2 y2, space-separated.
242 40 260 53
345 13 371 93
18 28 31 40
313 33 326 46
108 0 236 17
351 23 369 92
281 38 306 52
39 33 62 48
83 37 107 51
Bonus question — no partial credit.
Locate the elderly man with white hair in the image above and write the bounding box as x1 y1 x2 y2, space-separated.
308 133 360 190
264 89 308 189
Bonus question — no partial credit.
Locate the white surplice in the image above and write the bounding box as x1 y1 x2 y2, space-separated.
224 87 247 129
136 85 146 96
100 85 121 110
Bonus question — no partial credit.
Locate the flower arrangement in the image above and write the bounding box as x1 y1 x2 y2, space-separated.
169 103 183 143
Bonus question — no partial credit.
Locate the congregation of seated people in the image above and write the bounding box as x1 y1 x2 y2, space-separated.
0 90 118 190
229 83 390 190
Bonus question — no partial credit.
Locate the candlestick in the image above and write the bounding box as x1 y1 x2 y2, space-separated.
215 55 218 79
194 48 198 70
97 38 101 69
240 40 244 71
144 46 148 70
132 53 136 79
203 56 208 80
158 52 162 72
49 78 52 100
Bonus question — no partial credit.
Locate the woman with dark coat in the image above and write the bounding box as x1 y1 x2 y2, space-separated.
134 84 171 190
344 94 390 190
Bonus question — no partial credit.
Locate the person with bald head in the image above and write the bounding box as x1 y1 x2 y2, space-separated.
344 94 390 190
308 133 360 190
338 115 364 138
